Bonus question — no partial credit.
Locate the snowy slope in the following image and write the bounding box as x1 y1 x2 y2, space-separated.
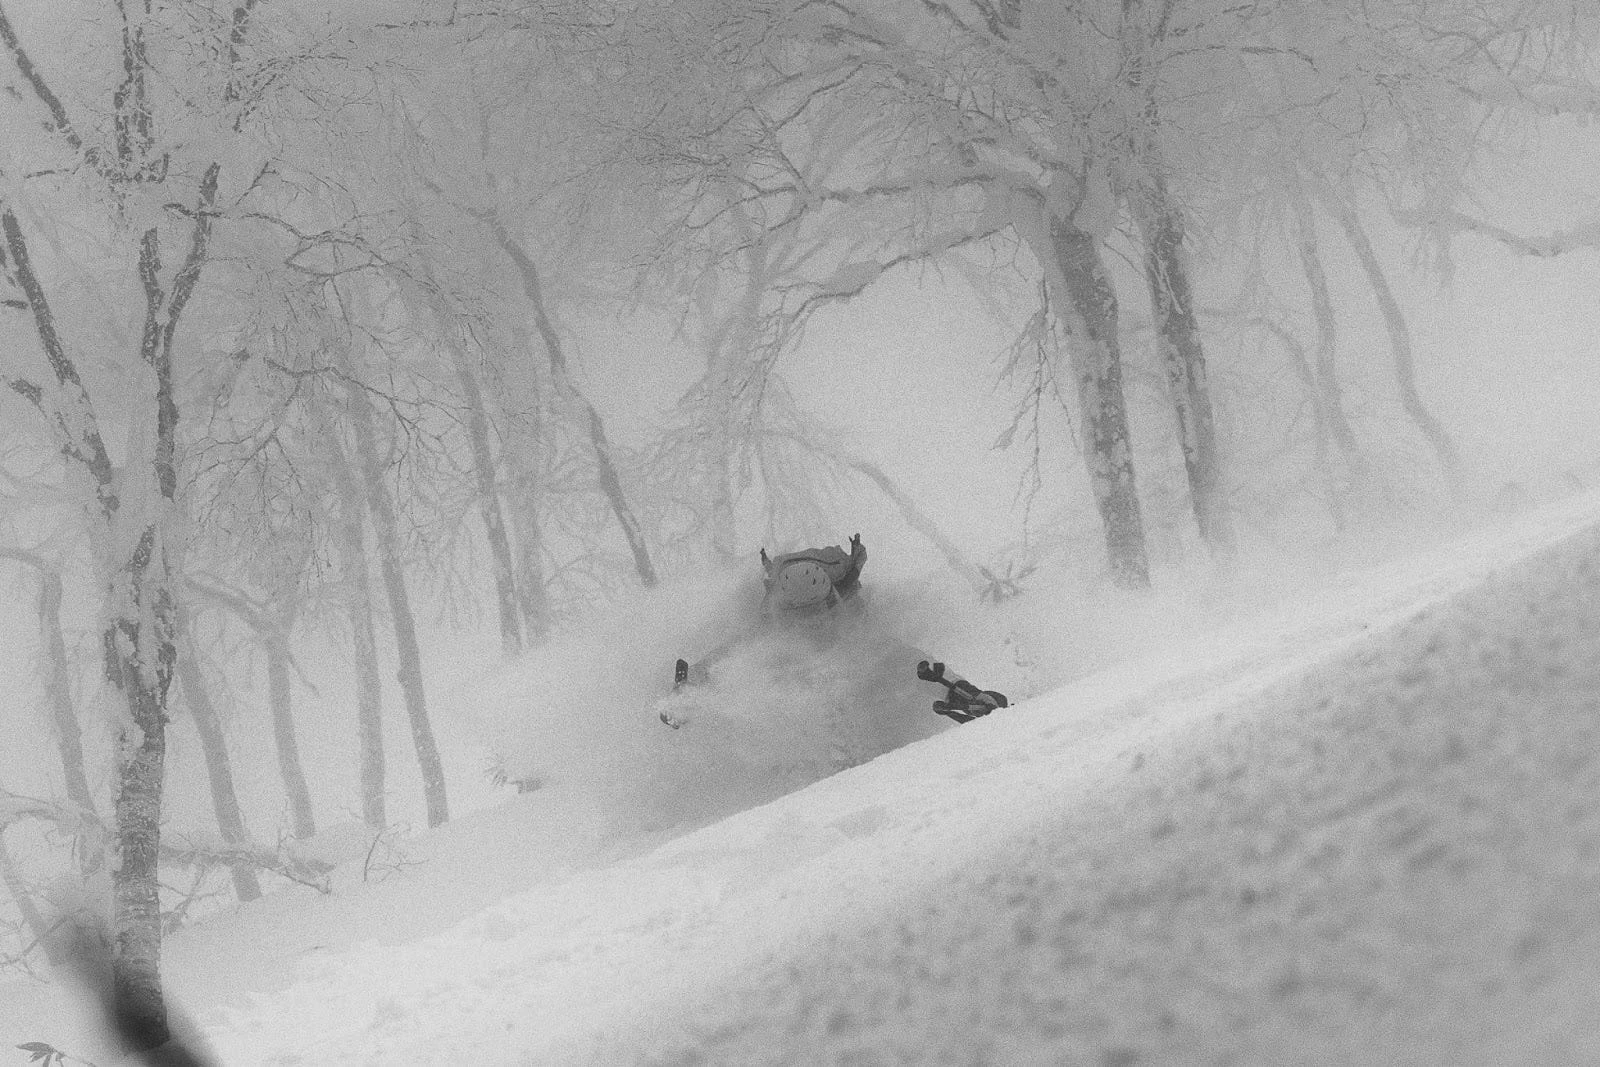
173 492 1600 1066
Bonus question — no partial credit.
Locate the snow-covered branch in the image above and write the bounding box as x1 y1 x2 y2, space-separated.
1399 206 1600 258
0 1 93 167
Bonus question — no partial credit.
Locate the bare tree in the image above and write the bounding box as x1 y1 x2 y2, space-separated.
1316 185 1463 497
0 552 98 825
1119 0 1234 557
185 582 316 841
1289 185 1370 507
313 402 390 830
344 372 450 828
487 219 659 588
0 0 279 1048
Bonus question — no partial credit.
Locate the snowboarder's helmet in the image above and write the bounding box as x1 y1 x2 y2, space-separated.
773 558 834 609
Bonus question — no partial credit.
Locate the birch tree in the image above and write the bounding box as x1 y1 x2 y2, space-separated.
0 0 306 1048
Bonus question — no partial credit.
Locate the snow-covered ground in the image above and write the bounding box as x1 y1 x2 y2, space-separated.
11 492 1600 1065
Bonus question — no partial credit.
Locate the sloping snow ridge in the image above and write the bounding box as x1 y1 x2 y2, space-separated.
180 494 1600 1063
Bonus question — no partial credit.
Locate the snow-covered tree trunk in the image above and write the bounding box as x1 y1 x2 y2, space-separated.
1136 182 1234 557
502 471 553 645
347 380 449 828
1016 191 1150 589
489 220 658 586
450 339 524 655
105 536 177 1053
1118 0 1233 559
1318 188 1463 496
1290 189 1368 500
1263 320 1347 532
187 582 316 841
499 324 554 646
175 644 261 903
704 199 770 560
0 0 265 1049
342 507 391 830
19 560 98 821
313 401 389 828
0 831 55 962
264 627 315 840
2 201 187 1050
1047 213 1149 588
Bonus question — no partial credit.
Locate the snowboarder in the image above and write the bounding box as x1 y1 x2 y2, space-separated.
760 534 869 614
663 533 1008 729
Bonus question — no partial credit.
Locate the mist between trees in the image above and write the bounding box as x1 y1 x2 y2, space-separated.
0 0 1596 1056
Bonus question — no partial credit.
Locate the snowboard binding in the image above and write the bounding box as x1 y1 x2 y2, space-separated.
917 660 1008 724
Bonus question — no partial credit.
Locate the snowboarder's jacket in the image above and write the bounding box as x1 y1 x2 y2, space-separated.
761 534 867 612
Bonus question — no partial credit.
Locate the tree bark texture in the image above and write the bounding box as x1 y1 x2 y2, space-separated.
5 201 179 1052
1042 213 1151 589
0 2 241 1051
105 531 176 1053
1119 0 1231 558
348 382 449 828
1136 180 1235 556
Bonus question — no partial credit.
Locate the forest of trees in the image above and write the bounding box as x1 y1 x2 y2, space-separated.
1 0 1596 1054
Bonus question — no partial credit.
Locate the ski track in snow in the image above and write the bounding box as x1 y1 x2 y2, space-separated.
25 492 1600 1066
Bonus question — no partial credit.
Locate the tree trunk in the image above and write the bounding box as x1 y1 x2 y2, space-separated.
501 459 553 646
4 198 184 1058
450 342 524 656
264 629 315 840
104 527 177 1052
0 829 58 964
1119 0 1231 559
1317 187 1463 496
0 1 241 1048
1019 197 1150 589
1263 320 1347 532
1290 187 1368 496
1136 179 1235 556
33 566 97 817
315 403 389 829
343 517 391 831
704 197 770 560
186 582 317 842
175 644 261 902
347 382 449 828
489 220 658 586
1049 215 1149 588
502 323 554 646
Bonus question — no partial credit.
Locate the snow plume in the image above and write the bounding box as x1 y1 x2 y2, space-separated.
450 565 777 833
451 567 1000 839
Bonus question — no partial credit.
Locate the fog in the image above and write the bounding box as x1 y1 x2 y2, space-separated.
3 1 1600 1062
